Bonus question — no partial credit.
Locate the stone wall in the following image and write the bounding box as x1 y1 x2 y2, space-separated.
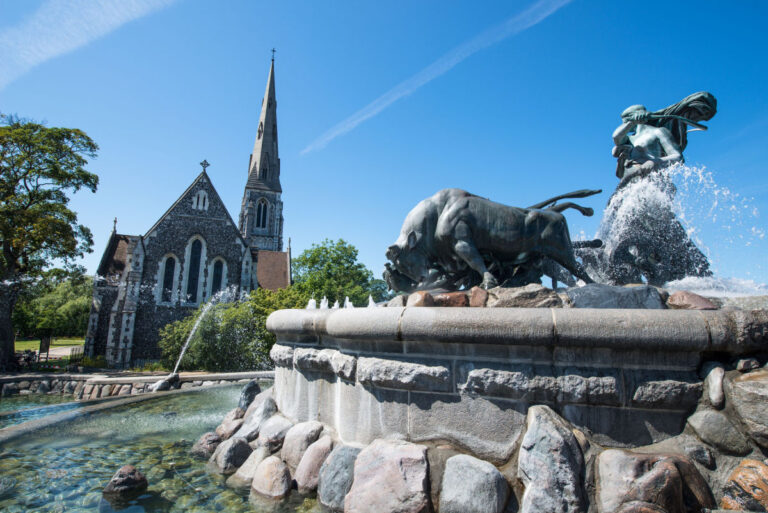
267 307 768 458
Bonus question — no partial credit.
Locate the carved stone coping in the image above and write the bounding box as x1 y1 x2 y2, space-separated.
267 308 768 354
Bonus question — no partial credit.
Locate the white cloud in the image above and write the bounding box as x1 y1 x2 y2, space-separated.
0 0 178 90
301 0 572 155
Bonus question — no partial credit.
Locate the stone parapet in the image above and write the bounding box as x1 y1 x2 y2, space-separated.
267 307 768 455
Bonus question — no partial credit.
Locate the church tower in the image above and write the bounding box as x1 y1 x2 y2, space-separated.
239 57 283 252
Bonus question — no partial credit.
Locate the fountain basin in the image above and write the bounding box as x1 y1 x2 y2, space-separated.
267 307 768 459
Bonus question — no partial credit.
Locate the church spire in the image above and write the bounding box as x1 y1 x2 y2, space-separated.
246 57 281 192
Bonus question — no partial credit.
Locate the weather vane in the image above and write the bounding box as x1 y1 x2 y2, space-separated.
271 48 276 61
200 159 210 172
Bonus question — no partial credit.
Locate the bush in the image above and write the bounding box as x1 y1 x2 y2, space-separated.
81 355 107 368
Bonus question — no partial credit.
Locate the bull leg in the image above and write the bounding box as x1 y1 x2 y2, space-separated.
553 255 594 285
452 224 497 289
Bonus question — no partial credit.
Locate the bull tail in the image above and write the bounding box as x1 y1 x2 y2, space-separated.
527 189 602 210
572 239 602 249
548 202 594 216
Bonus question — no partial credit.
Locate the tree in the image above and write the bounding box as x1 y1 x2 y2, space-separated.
13 273 93 339
0 115 98 369
292 239 390 305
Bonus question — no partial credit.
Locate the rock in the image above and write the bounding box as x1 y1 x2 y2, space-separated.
117 384 132 396
222 407 246 423
737 358 760 372
102 465 148 497
667 290 718 310
238 380 262 410
216 417 245 440
209 437 252 474
281 421 324 470
251 456 292 500
469 286 489 307
596 449 715 513
433 291 469 307
427 444 462 508
345 439 430 513
687 409 751 455
37 381 51 393
226 446 270 489
330 351 356 381
269 344 294 367
721 459 768 511
386 294 408 307
704 365 725 409
317 444 361 512
487 284 562 308
518 405 585 513
631 379 702 409
1 383 18 396
407 291 434 307
233 389 277 441
295 435 334 494
566 283 664 309
439 454 509 513
190 432 222 459
725 369 768 449
683 444 715 470
357 356 451 392
256 415 294 453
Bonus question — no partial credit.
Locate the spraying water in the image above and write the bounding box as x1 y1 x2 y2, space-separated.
343 296 354 308
306 298 317 309
367 295 377 308
320 297 329 309
332 300 340 309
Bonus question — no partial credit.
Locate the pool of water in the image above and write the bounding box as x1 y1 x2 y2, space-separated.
0 382 314 513
0 400 85 429
0 393 74 413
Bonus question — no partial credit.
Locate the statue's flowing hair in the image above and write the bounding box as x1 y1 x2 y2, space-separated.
649 92 717 150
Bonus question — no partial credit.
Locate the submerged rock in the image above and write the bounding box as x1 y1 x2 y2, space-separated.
295 435 334 494
345 439 430 513
190 431 222 459
518 405 585 513
317 444 361 512
233 389 277 441
209 437 252 474
102 465 148 498
226 446 270 490
238 380 262 410
566 283 664 309
251 456 292 500
281 421 324 470
721 459 768 511
439 454 509 513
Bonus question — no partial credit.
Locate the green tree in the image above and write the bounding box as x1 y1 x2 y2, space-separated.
292 238 389 305
13 274 93 338
158 287 310 372
0 115 98 369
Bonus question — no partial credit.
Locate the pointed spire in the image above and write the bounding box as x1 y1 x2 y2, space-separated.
246 57 281 192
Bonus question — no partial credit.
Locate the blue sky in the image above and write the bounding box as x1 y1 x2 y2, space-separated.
2 0 767 285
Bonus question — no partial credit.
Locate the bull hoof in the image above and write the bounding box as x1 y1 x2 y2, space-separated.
481 274 498 290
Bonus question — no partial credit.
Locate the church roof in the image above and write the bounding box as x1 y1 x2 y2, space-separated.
96 231 140 286
245 59 282 193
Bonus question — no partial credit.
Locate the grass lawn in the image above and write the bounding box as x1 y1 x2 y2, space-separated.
15 337 84 352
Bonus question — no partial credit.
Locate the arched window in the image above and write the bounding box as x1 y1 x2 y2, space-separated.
161 257 176 302
192 190 208 211
186 240 202 301
255 199 268 229
211 260 224 296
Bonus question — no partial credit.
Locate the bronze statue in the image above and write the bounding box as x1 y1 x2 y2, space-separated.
384 188 601 292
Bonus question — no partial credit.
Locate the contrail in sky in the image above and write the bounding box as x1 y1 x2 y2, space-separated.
0 0 177 91
301 0 572 155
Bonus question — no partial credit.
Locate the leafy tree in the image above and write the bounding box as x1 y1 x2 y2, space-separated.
13 274 93 338
158 287 310 372
0 115 98 369
292 238 389 305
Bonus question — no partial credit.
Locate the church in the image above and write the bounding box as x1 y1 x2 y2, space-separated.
84 59 290 367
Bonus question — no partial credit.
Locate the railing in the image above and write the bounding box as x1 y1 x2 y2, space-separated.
69 346 84 364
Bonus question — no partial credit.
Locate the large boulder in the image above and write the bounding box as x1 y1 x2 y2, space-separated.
226 446 270 490
725 369 768 449
216 417 245 441
439 454 509 513
686 409 751 455
190 431 222 459
251 455 292 500
667 290 718 310
295 435 334 494
596 449 715 513
517 405 585 513
345 439 430 513
721 458 768 511
232 389 277 441
487 284 562 308
209 437 252 474
317 444 361 512
256 415 294 453
102 465 148 498
281 420 324 470
566 283 664 309
238 380 262 410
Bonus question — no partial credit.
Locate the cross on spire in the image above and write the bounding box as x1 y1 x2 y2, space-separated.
113 217 117 232
271 48 276 61
200 159 210 172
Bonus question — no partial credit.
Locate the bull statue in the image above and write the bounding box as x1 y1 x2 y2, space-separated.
384 188 602 293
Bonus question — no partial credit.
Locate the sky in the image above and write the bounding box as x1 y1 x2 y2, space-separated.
1 0 767 287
